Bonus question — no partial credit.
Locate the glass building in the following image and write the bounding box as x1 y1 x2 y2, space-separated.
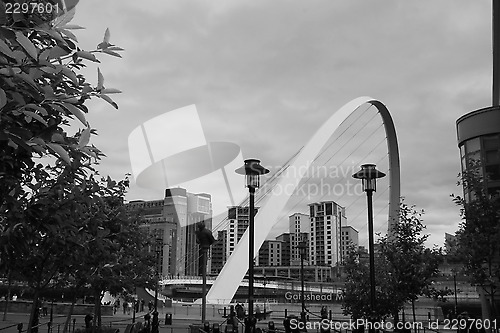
456 106 500 200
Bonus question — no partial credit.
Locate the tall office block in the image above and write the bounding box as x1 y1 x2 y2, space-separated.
289 213 310 265
126 187 213 277
211 230 227 274
308 201 345 267
226 206 258 257
340 225 359 262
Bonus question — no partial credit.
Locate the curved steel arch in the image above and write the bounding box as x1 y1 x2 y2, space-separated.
206 96 400 304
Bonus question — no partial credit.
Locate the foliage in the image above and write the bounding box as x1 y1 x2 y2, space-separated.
452 164 500 318
342 201 442 321
0 2 136 331
342 244 402 320
0 0 122 221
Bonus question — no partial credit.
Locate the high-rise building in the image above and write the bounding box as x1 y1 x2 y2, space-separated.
340 225 359 262
126 187 213 277
257 240 282 266
289 213 310 265
211 230 227 274
165 188 213 276
456 106 500 199
275 233 291 266
308 201 346 267
226 206 258 257
126 199 177 278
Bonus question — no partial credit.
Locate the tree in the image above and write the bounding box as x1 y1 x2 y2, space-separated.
0 2 123 328
452 164 500 321
342 244 402 322
73 177 156 331
342 201 442 323
0 0 122 239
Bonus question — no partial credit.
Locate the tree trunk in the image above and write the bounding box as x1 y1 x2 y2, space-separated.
97 291 103 329
490 284 496 319
28 290 40 333
62 295 77 333
412 299 416 323
393 310 399 329
92 289 102 333
2 270 12 321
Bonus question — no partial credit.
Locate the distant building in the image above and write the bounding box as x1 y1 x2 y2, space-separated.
126 199 177 277
276 233 291 266
308 201 345 267
226 206 259 257
289 213 310 265
340 226 359 262
126 187 213 277
210 230 227 275
257 240 282 266
254 265 334 282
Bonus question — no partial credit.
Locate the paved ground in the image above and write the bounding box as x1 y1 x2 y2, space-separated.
0 302 456 333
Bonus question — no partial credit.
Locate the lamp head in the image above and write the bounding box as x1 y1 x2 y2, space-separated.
235 159 270 188
352 164 386 192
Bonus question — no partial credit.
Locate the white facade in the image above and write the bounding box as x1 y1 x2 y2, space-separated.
226 206 251 258
308 201 345 267
340 225 359 262
289 213 310 265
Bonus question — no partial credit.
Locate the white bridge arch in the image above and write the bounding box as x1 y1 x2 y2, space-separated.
206 97 400 304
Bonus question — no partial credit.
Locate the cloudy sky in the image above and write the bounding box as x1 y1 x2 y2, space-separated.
71 1 493 248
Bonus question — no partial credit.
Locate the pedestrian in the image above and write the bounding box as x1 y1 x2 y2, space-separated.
321 306 328 319
123 301 128 315
148 300 153 312
114 299 120 315
85 314 93 331
42 299 48 317
140 299 145 312
235 303 244 319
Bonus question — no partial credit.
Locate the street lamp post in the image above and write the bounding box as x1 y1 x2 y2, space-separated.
452 270 458 316
352 164 386 327
195 221 215 324
236 159 269 333
298 239 307 326
151 238 162 333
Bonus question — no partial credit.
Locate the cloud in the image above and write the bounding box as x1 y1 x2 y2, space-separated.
72 0 492 249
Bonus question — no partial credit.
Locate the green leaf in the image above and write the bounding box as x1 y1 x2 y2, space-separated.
103 28 110 44
0 38 15 59
60 24 85 30
61 102 87 125
99 94 118 109
52 6 76 28
0 88 6 109
15 72 38 89
48 46 70 59
106 46 124 51
47 143 71 164
75 51 99 62
102 49 122 58
15 32 37 59
78 127 91 147
25 104 48 116
100 88 122 94
58 28 78 42
22 111 48 126
59 65 78 85
97 68 104 91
